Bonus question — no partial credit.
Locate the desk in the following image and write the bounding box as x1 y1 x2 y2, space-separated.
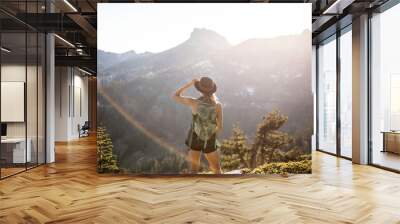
382 131 400 154
1 138 31 163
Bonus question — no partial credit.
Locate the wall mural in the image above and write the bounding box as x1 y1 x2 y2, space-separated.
97 3 313 175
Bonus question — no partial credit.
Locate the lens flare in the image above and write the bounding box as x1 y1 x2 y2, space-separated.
98 85 204 168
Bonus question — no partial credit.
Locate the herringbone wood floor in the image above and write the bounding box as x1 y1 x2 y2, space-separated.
1 136 400 224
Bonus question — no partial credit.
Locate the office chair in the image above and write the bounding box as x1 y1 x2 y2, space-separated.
79 121 90 138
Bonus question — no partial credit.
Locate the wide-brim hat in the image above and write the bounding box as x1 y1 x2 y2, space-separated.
194 77 217 95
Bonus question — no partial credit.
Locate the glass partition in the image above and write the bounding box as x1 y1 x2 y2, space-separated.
317 36 337 154
1 31 28 177
27 30 38 169
0 2 46 179
371 4 400 171
339 28 352 158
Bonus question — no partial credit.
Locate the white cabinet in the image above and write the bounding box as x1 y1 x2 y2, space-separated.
1 138 32 163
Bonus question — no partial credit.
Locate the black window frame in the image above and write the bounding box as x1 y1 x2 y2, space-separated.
315 23 352 161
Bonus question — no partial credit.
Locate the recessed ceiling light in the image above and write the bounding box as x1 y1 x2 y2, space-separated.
78 67 92 76
323 0 354 15
54 34 75 48
1 47 11 53
63 0 78 12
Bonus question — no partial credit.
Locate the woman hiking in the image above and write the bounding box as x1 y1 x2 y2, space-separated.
173 77 223 174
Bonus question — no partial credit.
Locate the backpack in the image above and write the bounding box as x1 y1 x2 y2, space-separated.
190 97 217 149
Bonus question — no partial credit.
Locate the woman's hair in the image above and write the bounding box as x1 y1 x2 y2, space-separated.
201 93 218 104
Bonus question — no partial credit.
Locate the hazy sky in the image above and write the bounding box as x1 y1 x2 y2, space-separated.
98 3 311 54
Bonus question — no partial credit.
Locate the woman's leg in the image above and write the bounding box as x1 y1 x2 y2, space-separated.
204 151 222 174
188 150 201 174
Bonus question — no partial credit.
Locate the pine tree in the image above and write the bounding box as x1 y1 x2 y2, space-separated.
250 110 290 168
261 130 291 164
219 110 311 174
97 126 120 173
220 126 251 170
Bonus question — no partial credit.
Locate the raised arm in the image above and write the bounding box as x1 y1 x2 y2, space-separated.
172 79 197 107
216 103 223 134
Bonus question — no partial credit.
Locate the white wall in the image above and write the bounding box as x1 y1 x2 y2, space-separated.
71 73 89 138
1 65 37 138
55 67 89 141
1 66 26 139
55 66 70 141
1 63 46 164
